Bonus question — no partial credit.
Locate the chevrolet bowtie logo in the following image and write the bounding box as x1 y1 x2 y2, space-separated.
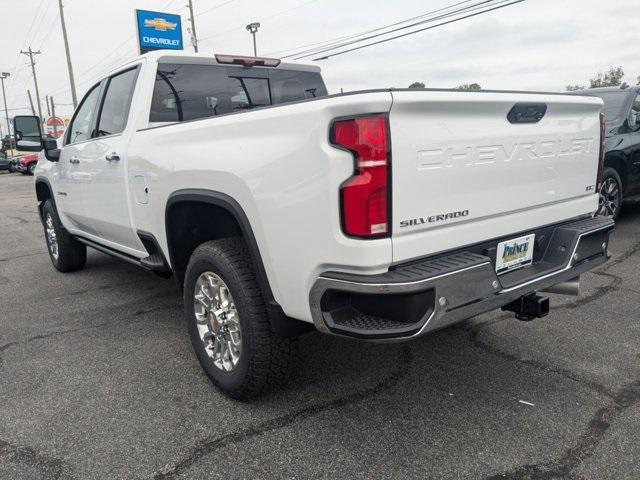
144 17 177 32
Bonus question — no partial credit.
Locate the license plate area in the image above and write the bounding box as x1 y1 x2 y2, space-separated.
495 234 535 275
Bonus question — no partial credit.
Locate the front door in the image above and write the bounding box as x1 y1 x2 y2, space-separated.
56 83 102 235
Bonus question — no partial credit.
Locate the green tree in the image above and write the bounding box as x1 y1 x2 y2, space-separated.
566 84 585 91
589 66 624 88
456 83 481 90
408 81 425 89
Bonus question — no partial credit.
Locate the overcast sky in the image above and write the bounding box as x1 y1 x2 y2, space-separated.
1 0 638 117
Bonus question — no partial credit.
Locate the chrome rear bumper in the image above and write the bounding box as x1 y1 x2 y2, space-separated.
309 216 614 341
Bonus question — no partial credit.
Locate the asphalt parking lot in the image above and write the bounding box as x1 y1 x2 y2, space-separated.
1 172 639 480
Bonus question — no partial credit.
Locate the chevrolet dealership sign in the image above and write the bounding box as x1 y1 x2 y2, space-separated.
135 9 183 54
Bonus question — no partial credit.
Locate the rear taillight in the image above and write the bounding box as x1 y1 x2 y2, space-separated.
331 116 390 238
597 112 606 190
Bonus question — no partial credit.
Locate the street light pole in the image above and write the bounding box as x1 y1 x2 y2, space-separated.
246 22 260 56
58 0 78 109
0 72 10 137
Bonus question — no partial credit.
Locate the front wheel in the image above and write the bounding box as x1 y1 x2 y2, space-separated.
27 163 36 175
41 200 87 272
597 167 623 220
184 238 296 400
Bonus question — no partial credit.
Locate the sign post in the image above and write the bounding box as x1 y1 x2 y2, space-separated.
135 9 184 54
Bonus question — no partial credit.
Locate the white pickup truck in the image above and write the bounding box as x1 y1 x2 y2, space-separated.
14 51 613 399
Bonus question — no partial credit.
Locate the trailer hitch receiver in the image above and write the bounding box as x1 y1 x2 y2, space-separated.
502 293 549 321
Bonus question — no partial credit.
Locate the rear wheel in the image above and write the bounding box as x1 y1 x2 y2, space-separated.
42 200 87 272
184 238 296 399
598 167 623 220
27 163 36 175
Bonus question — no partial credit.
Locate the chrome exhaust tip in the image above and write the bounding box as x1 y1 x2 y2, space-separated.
541 276 580 296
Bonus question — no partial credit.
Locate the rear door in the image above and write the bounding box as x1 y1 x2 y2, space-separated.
77 66 142 252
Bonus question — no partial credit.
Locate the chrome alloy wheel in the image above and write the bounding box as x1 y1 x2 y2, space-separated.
45 213 59 260
598 177 620 218
193 272 242 372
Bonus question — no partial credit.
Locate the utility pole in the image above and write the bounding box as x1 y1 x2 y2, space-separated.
0 72 10 137
246 22 260 56
58 0 78 108
187 0 198 53
50 96 58 137
27 90 36 116
21 47 44 124
45 94 51 116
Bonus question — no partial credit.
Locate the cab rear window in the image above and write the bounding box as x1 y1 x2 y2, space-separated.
150 63 327 123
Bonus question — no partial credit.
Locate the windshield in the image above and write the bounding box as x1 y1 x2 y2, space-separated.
579 91 629 124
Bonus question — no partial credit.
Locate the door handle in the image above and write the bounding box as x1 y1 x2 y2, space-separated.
105 152 120 162
69 156 80 164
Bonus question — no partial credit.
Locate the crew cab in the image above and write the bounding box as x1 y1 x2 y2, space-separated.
574 85 640 219
14 51 613 399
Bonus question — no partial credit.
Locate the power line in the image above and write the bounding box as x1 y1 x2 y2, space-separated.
194 0 234 19
275 0 481 58
312 0 524 60
198 0 315 43
292 0 504 60
5 0 48 101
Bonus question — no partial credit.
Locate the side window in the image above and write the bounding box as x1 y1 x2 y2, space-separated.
65 85 100 145
97 67 139 136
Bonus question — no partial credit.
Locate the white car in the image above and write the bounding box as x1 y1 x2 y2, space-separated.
13 51 613 399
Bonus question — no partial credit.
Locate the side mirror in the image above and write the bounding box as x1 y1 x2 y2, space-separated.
13 115 43 152
43 138 60 162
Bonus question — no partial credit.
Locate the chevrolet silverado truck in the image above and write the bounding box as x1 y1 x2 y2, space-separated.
13 51 613 399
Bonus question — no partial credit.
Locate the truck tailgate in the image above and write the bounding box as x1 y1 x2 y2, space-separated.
389 90 603 263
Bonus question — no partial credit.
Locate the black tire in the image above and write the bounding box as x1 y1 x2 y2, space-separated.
27 163 36 175
41 199 87 272
598 167 623 220
184 238 296 400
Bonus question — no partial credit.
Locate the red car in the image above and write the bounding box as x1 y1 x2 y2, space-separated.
15 153 39 175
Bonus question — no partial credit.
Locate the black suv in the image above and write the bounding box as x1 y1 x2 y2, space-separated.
576 85 640 219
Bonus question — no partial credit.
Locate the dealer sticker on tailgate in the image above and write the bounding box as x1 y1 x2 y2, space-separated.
495 234 535 275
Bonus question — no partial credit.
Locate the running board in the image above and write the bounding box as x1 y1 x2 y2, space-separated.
75 236 172 278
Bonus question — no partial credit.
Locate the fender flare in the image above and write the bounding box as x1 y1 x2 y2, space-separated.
34 176 55 220
165 189 275 303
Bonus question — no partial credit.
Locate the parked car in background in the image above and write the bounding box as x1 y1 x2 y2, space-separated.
7 156 20 173
575 85 640 219
0 152 9 171
14 153 39 175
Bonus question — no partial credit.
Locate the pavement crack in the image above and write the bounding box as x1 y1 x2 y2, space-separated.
0 251 47 263
0 438 75 480
483 379 640 479
151 345 413 479
464 323 616 400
